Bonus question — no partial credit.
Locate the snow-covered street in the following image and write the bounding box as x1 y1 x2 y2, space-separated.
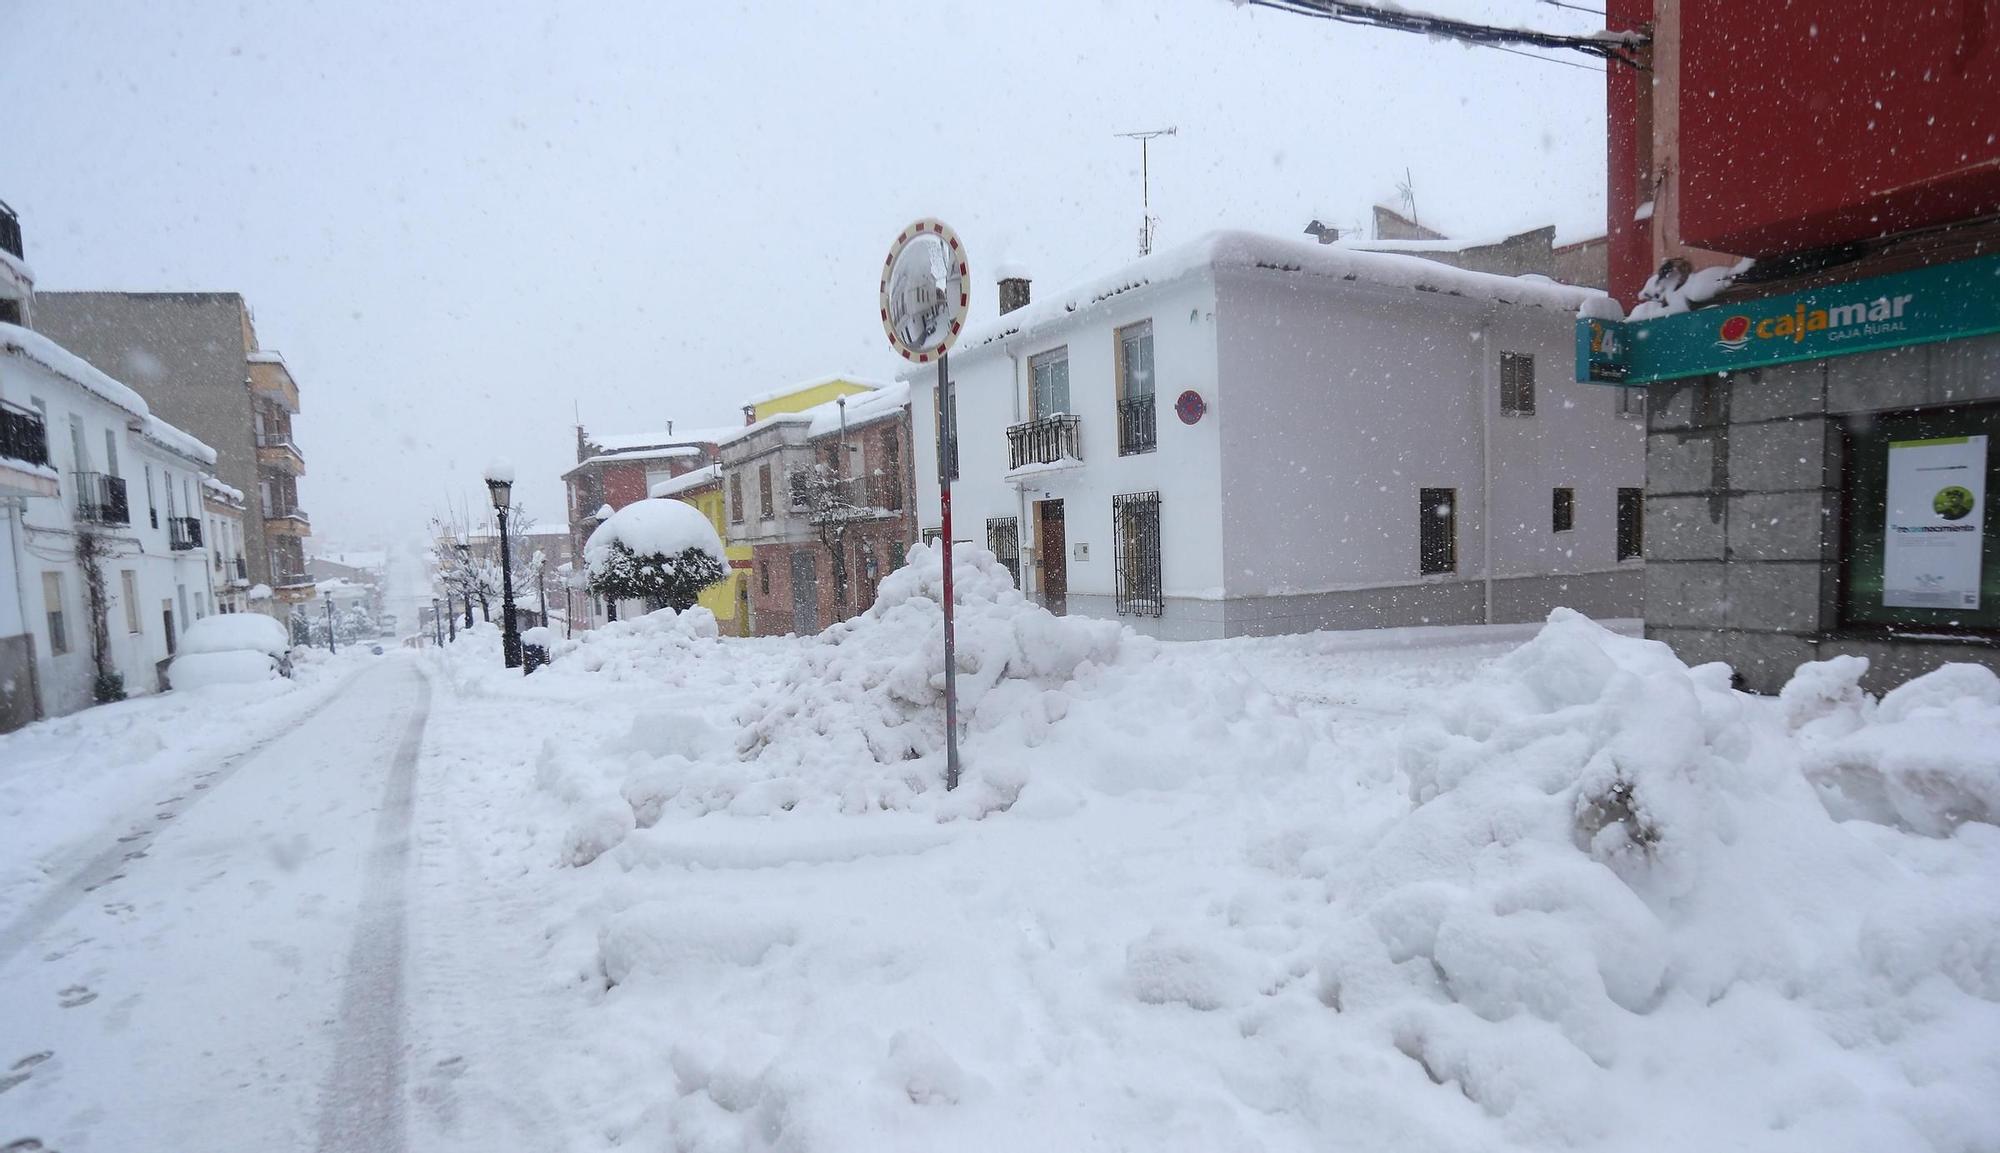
7 546 1994 1152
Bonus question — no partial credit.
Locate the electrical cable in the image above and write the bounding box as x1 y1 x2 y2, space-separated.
1244 0 1644 67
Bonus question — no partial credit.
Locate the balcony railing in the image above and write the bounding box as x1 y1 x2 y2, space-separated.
1006 414 1083 471
1 403 49 466
273 570 314 589
169 515 202 551
1117 394 1157 456
74 472 130 525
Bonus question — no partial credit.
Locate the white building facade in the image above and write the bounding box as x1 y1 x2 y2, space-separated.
909 231 1646 640
2 322 223 728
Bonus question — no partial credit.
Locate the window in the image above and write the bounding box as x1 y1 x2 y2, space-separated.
1116 320 1157 456
122 570 141 633
1500 352 1535 417
1617 488 1644 562
759 562 769 596
69 415 89 472
787 467 812 512
1113 492 1164 617
758 463 774 518
986 516 1021 589
881 428 902 511
890 540 906 572
1552 487 1575 533
922 527 943 547
729 472 744 523
103 429 119 477
1420 488 1457 575
145 464 157 528
1616 386 1645 418
42 571 69 655
1030 347 1070 417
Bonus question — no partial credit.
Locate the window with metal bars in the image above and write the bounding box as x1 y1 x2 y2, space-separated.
1500 352 1535 417
1617 488 1645 561
986 516 1020 589
1552 487 1575 533
1113 492 1163 617
1420 488 1457 575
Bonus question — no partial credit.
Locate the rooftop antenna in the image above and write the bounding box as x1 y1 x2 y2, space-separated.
1115 126 1177 256
1396 167 1419 230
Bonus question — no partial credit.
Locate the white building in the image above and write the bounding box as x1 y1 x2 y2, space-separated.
2 320 223 727
908 231 1646 640
204 476 251 614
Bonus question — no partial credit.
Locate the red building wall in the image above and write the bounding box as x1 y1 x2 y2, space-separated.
1607 0 2000 306
1678 0 2000 260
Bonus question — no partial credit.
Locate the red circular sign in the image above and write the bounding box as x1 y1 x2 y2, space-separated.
1718 314 1751 344
1175 390 1206 425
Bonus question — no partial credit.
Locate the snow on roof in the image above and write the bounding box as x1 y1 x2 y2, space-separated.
649 463 722 499
143 414 218 466
590 427 741 453
562 444 710 479
805 379 909 438
202 475 246 505
0 248 34 291
319 550 388 570
944 231 1606 362
716 381 912 450
738 374 891 408
246 349 286 364
1 321 150 420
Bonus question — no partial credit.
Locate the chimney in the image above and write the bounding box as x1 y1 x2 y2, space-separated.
742 404 757 426
998 270 1031 315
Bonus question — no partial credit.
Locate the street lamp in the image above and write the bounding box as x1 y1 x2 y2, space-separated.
432 596 443 646
322 590 336 655
484 459 523 669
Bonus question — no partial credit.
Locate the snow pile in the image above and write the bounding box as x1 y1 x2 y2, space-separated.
1627 257 1754 320
727 542 1133 812
167 649 279 689
1307 612 2000 1149
582 497 725 575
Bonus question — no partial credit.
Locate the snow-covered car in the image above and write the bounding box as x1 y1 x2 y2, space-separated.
166 613 296 689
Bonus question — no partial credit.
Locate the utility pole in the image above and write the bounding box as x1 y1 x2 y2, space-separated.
1115 126 1177 256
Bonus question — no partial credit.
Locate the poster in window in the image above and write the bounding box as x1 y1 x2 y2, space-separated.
1882 435 1986 609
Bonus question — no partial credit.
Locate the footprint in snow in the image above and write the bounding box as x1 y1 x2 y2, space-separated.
2 1138 50 1152
81 875 125 894
0 1052 54 1094
58 986 96 1009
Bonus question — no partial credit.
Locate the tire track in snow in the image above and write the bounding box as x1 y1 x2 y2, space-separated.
0 667 368 969
313 664 431 1153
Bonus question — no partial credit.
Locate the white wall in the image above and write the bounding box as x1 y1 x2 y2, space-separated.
912 275 1226 635
1216 270 1644 602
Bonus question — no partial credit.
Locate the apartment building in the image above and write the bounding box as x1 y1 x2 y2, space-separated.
719 383 916 636
910 230 1645 640
2 319 222 729
31 292 315 618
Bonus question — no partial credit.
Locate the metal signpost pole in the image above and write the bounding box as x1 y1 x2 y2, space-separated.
881 218 971 792
937 351 961 791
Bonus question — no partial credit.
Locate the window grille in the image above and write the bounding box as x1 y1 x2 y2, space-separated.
986 517 1020 589
1420 488 1457 575
1113 491 1163 617
1617 488 1645 561
1552 487 1575 534
1501 352 1535 417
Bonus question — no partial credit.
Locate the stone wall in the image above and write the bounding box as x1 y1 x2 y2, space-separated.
1644 332 2000 693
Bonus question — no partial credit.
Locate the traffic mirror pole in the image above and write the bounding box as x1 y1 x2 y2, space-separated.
938 351 961 791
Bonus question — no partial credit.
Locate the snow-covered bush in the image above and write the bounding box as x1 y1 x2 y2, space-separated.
584 499 727 614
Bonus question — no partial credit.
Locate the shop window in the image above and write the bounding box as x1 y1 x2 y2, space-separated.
1839 404 1998 634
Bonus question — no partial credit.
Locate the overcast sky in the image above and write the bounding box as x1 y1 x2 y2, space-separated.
0 0 1606 551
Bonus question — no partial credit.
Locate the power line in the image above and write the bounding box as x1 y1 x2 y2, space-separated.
1539 0 1606 16
1488 42 1606 72
1244 0 1644 67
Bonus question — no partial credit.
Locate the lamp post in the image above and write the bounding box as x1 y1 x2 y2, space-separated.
433 596 443 647
323 591 336 654
484 460 523 669
446 592 456 642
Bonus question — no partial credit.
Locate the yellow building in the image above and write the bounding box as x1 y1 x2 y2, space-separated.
746 374 883 423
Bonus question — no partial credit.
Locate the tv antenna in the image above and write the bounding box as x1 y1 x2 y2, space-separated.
1115 126 1177 256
